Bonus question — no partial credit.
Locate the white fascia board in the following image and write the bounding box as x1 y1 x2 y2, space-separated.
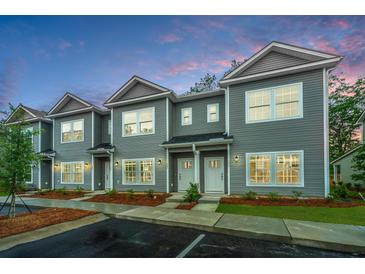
161 139 233 148
46 107 93 118
104 92 172 107
48 93 92 115
5 105 37 124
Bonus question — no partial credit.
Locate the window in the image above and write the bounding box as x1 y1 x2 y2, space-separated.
122 107 154 136
181 108 192 126
61 162 84 184
183 160 193 169
246 151 304 187
122 158 155 185
108 120 111 135
61 119 84 143
246 83 303 123
208 160 221 168
23 127 33 144
207 104 219 123
25 165 32 184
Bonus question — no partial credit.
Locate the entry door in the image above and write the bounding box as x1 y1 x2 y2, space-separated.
205 157 224 193
177 158 194 192
105 161 111 190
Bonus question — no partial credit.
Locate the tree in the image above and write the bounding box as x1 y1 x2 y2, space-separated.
0 105 40 217
189 73 218 94
329 75 365 161
223 59 244 77
351 145 365 184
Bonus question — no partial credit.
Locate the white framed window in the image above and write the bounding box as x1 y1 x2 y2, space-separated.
246 83 303 123
108 120 111 135
122 107 155 137
207 103 219 123
122 158 155 185
246 150 304 187
25 165 33 184
181 107 192 126
61 119 84 143
61 161 84 184
23 127 33 144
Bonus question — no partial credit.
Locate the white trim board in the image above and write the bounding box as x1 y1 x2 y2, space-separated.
121 107 155 137
60 161 85 185
121 158 156 185
60 118 85 144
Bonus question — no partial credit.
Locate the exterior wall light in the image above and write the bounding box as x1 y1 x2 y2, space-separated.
157 159 162 165
55 163 59 167
234 155 240 163
84 162 89 168
115 161 119 167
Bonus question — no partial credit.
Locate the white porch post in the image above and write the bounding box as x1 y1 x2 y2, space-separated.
193 144 200 190
91 155 95 191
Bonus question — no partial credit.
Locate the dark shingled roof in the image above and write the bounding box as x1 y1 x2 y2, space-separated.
21 105 47 118
162 132 233 145
88 143 115 151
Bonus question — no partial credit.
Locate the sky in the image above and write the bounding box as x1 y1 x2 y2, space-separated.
0 15 364 111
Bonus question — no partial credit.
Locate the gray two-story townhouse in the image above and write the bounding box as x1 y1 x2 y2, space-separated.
4 104 53 189
46 92 111 191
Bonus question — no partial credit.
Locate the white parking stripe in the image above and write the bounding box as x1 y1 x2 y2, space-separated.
176 234 205 258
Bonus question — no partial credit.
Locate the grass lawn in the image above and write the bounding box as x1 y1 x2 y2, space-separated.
0 192 8 196
216 204 365 226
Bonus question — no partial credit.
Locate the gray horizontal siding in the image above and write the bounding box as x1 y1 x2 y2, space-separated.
334 151 363 185
173 95 225 136
112 99 167 192
229 69 325 197
101 114 111 144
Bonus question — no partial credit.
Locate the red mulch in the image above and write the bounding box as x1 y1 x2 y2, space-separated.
0 208 96 238
29 191 86 200
85 193 170 206
176 202 198 210
220 197 365 208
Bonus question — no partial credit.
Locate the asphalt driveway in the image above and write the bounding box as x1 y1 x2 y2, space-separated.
0 218 362 258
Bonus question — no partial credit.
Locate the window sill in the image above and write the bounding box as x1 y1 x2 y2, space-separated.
60 182 84 185
122 183 155 186
246 183 304 188
60 140 84 144
122 132 155 138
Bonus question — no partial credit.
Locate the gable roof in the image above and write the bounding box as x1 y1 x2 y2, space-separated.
5 104 50 124
356 109 365 124
47 92 107 118
104 75 171 107
331 145 363 164
220 41 342 87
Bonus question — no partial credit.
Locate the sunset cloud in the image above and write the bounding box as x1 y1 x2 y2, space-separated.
159 33 182 44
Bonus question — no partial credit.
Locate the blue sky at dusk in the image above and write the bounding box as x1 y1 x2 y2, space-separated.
0 15 364 111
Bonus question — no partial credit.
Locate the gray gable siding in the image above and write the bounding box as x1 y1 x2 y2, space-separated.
58 98 87 113
40 122 52 151
53 112 93 190
116 83 163 101
112 98 167 192
229 69 325 197
101 114 111 144
173 95 225 137
238 51 310 77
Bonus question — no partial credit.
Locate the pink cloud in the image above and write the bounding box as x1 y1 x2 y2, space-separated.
308 37 339 55
332 19 351 29
339 33 365 54
167 60 201 76
159 33 182 44
59 40 72 50
214 59 231 67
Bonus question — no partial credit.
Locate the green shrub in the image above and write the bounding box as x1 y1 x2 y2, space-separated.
241 191 257 200
326 193 335 202
145 189 155 198
337 181 344 186
183 183 201 202
292 190 303 200
56 187 67 195
106 189 117 196
354 183 363 192
126 189 134 199
75 186 84 194
333 184 350 199
345 183 353 190
267 192 279 201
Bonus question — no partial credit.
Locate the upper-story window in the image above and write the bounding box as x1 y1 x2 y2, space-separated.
246 83 303 123
207 103 219 123
122 107 155 137
23 127 33 144
181 107 192 126
61 119 84 143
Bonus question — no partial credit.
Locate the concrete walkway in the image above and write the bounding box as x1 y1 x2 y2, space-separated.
1 196 365 254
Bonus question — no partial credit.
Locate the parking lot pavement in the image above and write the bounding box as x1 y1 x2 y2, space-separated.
0 218 362 258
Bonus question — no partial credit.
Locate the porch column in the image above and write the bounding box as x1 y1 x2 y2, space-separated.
194 150 200 187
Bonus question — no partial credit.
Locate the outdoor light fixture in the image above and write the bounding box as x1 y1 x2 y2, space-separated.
115 161 119 167
234 155 240 163
55 163 59 167
157 159 162 165
84 162 89 167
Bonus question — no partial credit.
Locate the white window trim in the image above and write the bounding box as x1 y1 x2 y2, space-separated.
245 150 304 187
121 158 155 185
207 103 220 123
25 165 33 184
122 107 155 137
181 107 192 126
245 82 303 124
60 161 85 185
23 126 33 144
60 119 85 144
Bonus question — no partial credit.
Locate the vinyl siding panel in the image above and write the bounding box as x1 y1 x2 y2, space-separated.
117 83 163 101
93 113 101 146
112 99 167 192
173 95 225 136
101 114 111 144
53 113 93 190
334 149 363 185
40 122 52 151
229 69 325 197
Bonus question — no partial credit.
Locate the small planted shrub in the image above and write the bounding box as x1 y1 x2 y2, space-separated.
267 192 279 201
126 189 134 199
106 188 117 196
145 189 155 198
345 183 353 190
354 183 363 192
333 184 350 199
292 190 303 200
56 187 67 195
76 186 84 194
36 189 45 195
326 193 335 202
337 181 344 186
241 191 257 200
183 183 201 203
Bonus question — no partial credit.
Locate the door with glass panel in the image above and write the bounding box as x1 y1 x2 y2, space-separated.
204 157 224 193
177 158 194 192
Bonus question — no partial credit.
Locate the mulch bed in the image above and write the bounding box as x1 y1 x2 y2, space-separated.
220 197 365 208
0 208 96 238
85 193 170 206
175 202 197 210
29 191 87 200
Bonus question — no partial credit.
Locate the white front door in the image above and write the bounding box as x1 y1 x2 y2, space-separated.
105 161 111 190
177 158 194 192
204 157 224 193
